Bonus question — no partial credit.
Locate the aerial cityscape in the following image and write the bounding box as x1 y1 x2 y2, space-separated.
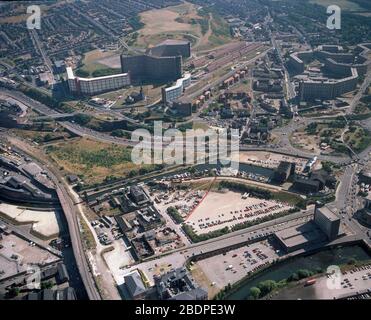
0 0 371 305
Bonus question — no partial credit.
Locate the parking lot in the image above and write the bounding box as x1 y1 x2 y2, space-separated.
186 191 293 235
196 239 281 289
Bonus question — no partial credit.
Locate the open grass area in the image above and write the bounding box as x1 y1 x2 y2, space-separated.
44 137 140 185
344 126 371 152
76 49 121 77
78 213 96 250
296 120 371 155
292 122 345 155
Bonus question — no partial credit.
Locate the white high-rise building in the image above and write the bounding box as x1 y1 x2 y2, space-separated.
66 67 130 96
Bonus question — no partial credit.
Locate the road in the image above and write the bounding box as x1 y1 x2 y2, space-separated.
271 33 295 101
29 29 54 82
346 73 371 115
334 163 371 247
0 87 361 167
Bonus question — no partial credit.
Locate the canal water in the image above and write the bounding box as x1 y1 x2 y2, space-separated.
226 245 371 300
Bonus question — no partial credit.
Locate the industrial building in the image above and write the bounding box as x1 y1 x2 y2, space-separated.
314 205 340 241
154 267 207 300
129 185 150 206
66 67 131 96
293 169 336 194
273 161 296 183
274 221 328 253
124 271 148 300
274 205 341 253
162 73 191 104
0 155 57 204
292 176 321 193
170 100 193 117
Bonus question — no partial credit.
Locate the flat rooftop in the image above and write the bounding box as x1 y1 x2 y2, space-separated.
275 221 327 249
316 206 340 222
66 67 128 81
157 39 190 46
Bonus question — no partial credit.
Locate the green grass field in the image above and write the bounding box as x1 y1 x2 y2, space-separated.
45 138 138 184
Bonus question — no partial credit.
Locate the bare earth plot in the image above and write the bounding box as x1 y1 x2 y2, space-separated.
135 2 232 50
79 49 120 75
97 55 122 69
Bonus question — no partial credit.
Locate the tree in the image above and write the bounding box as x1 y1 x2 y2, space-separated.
257 280 277 296
297 269 313 279
249 287 261 300
74 113 92 125
44 133 53 142
288 272 299 282
347 258 356 265
322 161 333 174
167 207 184 224
41 281 53 290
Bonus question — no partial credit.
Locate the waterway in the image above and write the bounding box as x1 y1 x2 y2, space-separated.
226 245 371 300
